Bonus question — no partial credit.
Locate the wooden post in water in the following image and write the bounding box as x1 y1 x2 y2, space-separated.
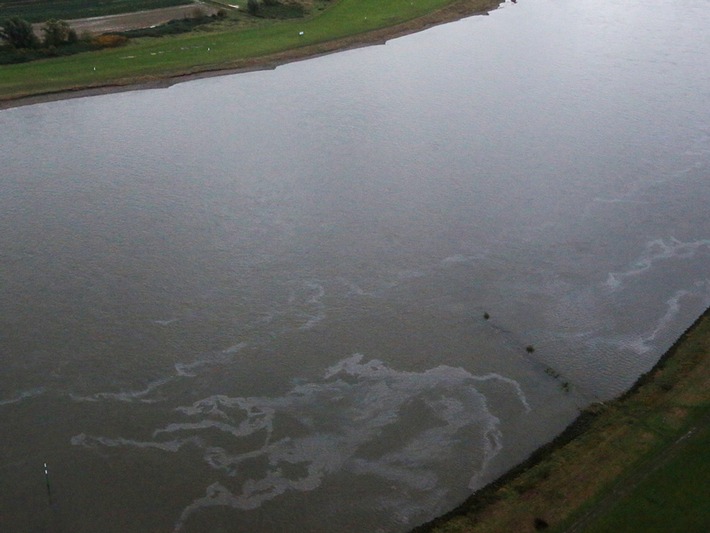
44 462 52 505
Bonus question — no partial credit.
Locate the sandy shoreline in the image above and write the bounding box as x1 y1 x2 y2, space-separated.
0 1 503 110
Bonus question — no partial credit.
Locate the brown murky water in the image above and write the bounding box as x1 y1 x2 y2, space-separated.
1 0 709 531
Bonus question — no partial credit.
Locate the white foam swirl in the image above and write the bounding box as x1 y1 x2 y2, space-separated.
175 342 248 377
0 387 45 407
70 376 175 403
604 238 710 290
70 355 531 530
629 284 710 354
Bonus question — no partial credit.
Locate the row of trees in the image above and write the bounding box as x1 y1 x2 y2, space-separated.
0 17 78 49
247 0 280 15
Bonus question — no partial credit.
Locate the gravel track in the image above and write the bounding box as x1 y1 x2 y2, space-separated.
32 2 222 36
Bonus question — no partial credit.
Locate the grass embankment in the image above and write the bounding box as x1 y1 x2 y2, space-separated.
417 308 710 533
0 0 503 104
582 423 709 533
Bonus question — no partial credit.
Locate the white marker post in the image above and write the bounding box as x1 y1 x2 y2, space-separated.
44 462 52 504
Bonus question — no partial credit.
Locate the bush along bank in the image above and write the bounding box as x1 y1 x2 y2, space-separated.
1 16 105 64
0 11 230 65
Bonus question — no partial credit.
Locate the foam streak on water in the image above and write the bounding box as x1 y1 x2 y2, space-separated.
69 355 530 530
0 387 45 407
70 376 175 403
1 0 709 530
628 290 694 355
604 238 710 291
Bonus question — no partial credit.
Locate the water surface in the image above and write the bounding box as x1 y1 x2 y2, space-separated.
1 0 709 531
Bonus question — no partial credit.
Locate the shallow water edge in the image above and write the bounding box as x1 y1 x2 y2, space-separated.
414 305 710 532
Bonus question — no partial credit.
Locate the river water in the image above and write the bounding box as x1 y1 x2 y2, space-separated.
1 0 709 531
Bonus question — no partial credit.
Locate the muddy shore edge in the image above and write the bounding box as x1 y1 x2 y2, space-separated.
413 306 710 532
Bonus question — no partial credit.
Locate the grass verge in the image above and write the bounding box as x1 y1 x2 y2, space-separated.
415 308 710 533
581 423 709 533
0 0 504 104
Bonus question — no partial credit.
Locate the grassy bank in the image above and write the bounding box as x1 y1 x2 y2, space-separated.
582 423 709 533
0 0 503 104
417 308 710 533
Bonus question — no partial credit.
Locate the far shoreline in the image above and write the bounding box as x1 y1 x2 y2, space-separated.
0 1 504 110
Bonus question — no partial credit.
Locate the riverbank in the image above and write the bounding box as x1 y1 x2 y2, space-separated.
416 307 710 532
0 0 504 109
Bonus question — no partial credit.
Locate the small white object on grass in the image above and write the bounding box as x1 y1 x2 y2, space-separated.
299 31 304 36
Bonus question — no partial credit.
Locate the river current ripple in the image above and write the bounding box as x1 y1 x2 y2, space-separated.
1 0 709 531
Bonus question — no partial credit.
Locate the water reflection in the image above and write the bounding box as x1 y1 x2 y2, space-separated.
0 0 709 531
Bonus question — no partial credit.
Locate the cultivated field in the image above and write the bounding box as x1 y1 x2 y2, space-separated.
0 0 195 23
51 5 221 37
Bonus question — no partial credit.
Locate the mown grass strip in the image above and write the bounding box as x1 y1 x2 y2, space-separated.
582 423 710 533
0 0 502 102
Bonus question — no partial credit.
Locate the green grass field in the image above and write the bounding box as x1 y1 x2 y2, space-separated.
583 424 710 533
0 0 194 23
0 0 503 102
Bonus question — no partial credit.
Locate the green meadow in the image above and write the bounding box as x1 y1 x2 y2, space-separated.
583 424 710 533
